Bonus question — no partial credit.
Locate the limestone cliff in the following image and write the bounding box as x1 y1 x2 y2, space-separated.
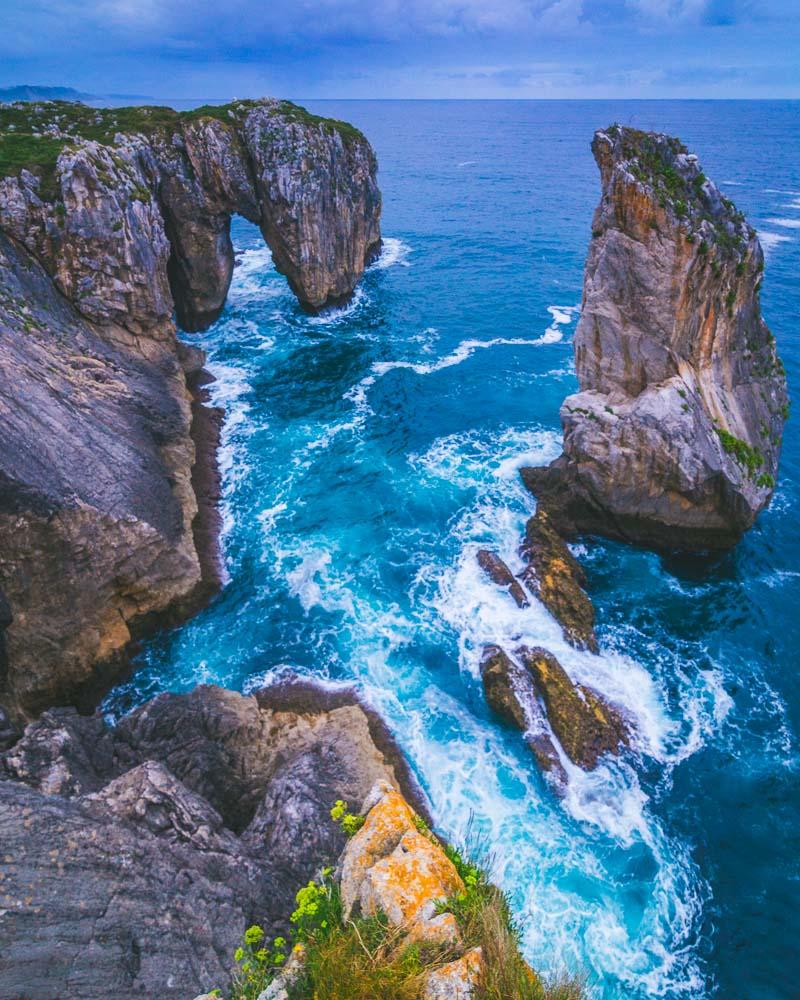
0 680 424 999
0 98 381 327
0 99 381 721
525 125 788 551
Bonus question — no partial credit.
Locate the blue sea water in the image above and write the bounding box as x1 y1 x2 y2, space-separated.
104 101 800 999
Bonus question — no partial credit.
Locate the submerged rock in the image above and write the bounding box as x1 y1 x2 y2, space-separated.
0 680 425 999
525 125 788 552
476 549 529 608
518 647 629 770
520 510 598 652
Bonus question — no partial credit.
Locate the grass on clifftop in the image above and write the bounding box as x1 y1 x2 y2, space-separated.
0 97 366 195
218 805 585 1000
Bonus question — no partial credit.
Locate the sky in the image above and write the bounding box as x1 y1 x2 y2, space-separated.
1 0 799 100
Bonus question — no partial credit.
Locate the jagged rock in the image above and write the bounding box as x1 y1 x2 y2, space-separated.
476 550 529 608
519 510 597 652
481 645 528 730
518 647 629 770
480 646 566 789
425 947 483 1000
525 125 788 552
0 681 424 1000
0 99 381 327
340 781 462 944
0 98 380 717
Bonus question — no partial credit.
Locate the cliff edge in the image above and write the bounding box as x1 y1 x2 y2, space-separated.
524 125 788 551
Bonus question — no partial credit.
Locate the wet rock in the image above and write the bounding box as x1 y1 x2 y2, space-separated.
526 125 788 552
480 646 567 790
476 549 529 608
480 645 528 730
520 510 598 652
340 780 463 944
0 682 422 1000
425 947 483 1000
518 647 629 770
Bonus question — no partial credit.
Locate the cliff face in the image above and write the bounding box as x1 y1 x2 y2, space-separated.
0 681 425 999
0 98 381 328
0 99 381 720
525 125 789 551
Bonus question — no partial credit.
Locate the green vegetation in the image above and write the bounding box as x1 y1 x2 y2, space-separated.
217 807 584 1000
608 123 750 259
0 96 366 198
756 473 776 489
330 799 365 837
715 426 764 477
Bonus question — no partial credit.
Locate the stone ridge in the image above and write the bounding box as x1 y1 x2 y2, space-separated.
524 124 789 551
0 682 417 999
0 96 382 323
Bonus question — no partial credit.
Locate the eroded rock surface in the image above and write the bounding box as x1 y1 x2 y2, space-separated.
518 646 629 770
340 780 462 945
0 680 422 1000
525 125 788 551
0 99 381 325
0 99 380 719
519 510 597 652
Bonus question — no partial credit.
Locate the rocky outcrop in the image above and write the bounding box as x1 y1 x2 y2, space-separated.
476 549 529 608
0 98 380 720
480 646 567 788
0 680 423 999
525 125 788 551
517 647 629 770
0 99 381 327
519 511 597 652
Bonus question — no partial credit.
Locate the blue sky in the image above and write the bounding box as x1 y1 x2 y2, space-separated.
2 0 798 99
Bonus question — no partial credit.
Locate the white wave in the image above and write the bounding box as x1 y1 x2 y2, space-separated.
369 236 412 270
543 303 580 343
758 231 792 257
227 246 283 306
764 188 800 195
306 286 368 327
258 502 288 532
720 180 744 186
457 160 477 167
410 326 440 353
766 217 800 229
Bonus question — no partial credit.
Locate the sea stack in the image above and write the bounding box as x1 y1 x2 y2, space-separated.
524 125 789 551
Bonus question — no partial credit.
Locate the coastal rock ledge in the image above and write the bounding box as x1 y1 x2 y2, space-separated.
525 125 789 551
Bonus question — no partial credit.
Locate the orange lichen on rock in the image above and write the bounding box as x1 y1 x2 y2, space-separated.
424 946 483 999
339 781 464 943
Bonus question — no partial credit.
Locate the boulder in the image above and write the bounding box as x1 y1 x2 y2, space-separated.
340 781 463 944
425 947 483 1000
526 125 788 551
476 550 529 608
480 646 567 789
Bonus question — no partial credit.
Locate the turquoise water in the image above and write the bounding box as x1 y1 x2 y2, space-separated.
105 101 800 999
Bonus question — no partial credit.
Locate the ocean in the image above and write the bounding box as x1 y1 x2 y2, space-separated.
103 100 800 999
